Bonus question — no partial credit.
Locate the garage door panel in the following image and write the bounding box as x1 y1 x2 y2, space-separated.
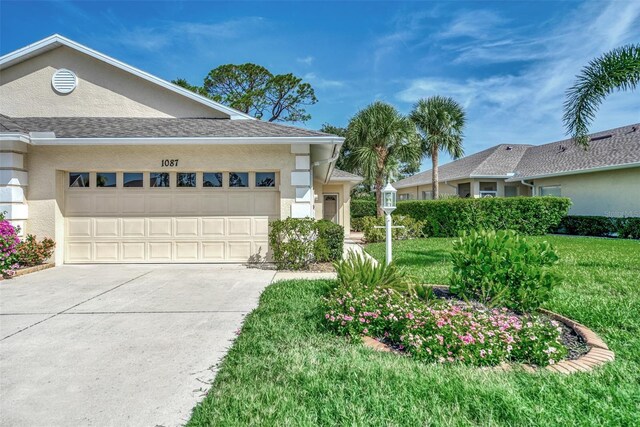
148 218 172 237
254 193 279 215
228 241 252 260
66 242 92 262
67 218 92 237
175 218 198 237
94 196 118 214
202 242 225 260
228 218 252 236
66 194 93 215
174 195 200 214
95 242 119 261
122 218 146 237
253 217 269 236
149 242 172 261
201 218 225 236
175 242 199 260
122 242 145 261
202 194 227 214
228 194 251 214
95 218 119 237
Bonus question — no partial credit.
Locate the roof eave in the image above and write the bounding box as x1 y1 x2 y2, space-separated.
26 135 345 146
507 162 640 181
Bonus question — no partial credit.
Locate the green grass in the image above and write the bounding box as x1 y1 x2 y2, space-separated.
188 236 640 426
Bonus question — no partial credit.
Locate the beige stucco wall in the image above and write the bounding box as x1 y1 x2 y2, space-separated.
533 167 640 217
0 46 227 118
26 144 296 264
315 181 352 236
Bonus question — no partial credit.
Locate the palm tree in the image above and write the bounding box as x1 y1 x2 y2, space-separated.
345 101 420 217
410 96 466 199
564 44 640 147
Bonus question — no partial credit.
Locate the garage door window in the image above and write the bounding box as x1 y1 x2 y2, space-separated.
203 172 223 188
256 172 276 188
96 172 116 188
69 172 89 188
124 173 143 188
229 172 249 188
177 172 197 187
151 172 170 188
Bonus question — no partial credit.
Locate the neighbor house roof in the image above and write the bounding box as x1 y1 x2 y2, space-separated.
0 34 252 120
393 144 532 189
329 168 364 183
393 123 640 188
507 123 640 181
0 115 334 140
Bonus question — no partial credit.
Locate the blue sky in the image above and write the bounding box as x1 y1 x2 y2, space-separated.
1 0 639 168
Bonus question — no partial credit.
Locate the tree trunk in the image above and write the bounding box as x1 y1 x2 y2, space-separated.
432 146 439 199
375 176 384 217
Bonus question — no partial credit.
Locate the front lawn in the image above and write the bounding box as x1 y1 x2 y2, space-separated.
189 236 639 426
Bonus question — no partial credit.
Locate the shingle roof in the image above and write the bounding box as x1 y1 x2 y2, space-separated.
393 144 531 189
393 123 640 188
0 116 334 139
507 123 640 180
330 168 364 182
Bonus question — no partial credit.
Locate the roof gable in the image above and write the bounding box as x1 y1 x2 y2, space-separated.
0 34 252 120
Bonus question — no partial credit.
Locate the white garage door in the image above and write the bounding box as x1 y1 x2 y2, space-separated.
64 172 279 263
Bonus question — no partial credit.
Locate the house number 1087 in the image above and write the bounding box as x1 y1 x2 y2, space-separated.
161 159 179 167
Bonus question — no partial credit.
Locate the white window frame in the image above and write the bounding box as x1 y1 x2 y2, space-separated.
538 185 561 197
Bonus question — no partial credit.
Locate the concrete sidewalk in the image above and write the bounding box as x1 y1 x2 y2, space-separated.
0 264 274 427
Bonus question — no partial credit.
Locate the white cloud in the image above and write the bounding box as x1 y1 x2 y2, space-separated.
397 0 640 153
296 56 314 66
304 72 345 89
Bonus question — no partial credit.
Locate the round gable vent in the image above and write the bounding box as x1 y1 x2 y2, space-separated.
51 69 78 94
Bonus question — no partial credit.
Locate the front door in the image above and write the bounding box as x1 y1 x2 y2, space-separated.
323 194 339 223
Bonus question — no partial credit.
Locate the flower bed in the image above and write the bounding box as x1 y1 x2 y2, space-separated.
324 285 579 367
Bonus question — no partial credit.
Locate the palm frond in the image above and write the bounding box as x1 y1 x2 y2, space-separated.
564 44 640 147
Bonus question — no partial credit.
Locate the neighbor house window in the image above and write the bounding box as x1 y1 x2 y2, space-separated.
150 172 170 188
505 186 518 197
69 172 89 188
256 172 276 188
123 173 143 188
398 193 411 201
177 172 196 187
96 172 116 188
421 191 432 200
229 172 248 188
539 185 561 197
203 172 223 188
458 183 471 198
479 182 498 198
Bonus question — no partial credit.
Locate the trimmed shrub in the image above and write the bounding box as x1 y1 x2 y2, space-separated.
350 217 370 232
315 220 344 262
15 235 56 267
269 218 345 269
618 218 640 239
395 197 571 236
555 215 640 239
362 215 425 243
450 230 560 313
0 219 20 277
351 199 376 218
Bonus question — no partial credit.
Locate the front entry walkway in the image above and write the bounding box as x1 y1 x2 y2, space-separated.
0 264 275 426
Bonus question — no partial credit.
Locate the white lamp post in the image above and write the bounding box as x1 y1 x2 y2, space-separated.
381 182 397 265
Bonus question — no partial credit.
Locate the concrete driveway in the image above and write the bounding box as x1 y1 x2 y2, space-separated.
0 264 275 426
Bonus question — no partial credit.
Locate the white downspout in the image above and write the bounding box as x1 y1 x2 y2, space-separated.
520 180 535 196
312 143 342 183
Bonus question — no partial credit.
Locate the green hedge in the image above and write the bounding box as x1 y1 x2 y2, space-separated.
556 216 640 239
394 197 572 237
362 215 426 243
269 218 345 269
351 199 376 218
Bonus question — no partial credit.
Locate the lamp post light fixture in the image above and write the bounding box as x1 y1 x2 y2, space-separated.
381 182 397 265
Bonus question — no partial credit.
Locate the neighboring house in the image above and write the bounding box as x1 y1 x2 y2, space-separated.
393 124 640 217
0 35 362 265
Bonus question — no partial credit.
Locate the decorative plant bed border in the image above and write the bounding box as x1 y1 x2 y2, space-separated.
361 286 614 374
1 263 55 280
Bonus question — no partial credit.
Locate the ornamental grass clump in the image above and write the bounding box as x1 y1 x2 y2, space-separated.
450 229 560 312
0 219 20 277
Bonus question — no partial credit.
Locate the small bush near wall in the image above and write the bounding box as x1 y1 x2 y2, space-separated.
16 235 56 267
315 220 344 262
350 217 369 232
362 215 425 243
555 216 640 239
0 219 20 277
450 230 561 313
351 199 377 219
395 197 571 237
269 218 345 269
